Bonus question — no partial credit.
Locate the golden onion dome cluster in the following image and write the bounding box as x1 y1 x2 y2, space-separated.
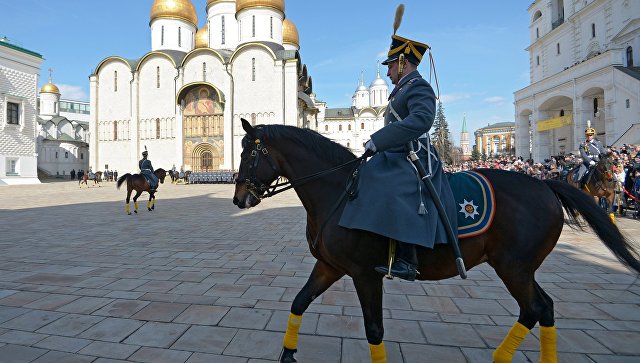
195 24 209 48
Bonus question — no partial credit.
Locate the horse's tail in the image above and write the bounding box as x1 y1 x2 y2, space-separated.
544 179 640 273
116 173 132 189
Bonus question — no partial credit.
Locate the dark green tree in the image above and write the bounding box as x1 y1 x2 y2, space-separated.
481 150 487 161
430 101 453 164
471 148 481 161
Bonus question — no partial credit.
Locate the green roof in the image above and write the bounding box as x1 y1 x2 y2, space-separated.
0 38 43 59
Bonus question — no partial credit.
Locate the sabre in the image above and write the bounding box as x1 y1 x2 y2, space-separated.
406 141 467 279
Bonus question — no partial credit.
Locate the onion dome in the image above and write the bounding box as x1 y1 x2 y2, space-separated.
283 19 299 47
236 0 285 14
150 0 198 26
40 82 60 94
195 24 209 48
370 69 388 88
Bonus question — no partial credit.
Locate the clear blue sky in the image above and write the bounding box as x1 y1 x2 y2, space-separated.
2 0 532 143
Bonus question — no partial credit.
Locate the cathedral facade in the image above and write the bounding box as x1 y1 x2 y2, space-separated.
90 0 316 173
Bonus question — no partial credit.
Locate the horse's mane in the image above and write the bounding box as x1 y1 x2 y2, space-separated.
258 125 356 165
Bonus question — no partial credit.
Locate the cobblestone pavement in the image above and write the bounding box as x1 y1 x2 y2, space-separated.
0 180 639 363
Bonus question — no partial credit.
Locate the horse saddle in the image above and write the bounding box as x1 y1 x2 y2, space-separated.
447 171 496 239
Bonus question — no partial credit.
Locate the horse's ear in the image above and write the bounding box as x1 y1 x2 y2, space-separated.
241 118 255 138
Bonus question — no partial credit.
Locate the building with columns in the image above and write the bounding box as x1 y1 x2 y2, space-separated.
0 37 44 185
474 122 516 157
90 0 317 173
36 76 90 178
514 0 640 162
317 67 389 155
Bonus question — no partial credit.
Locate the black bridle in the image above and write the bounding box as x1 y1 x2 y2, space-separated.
239 137 369 201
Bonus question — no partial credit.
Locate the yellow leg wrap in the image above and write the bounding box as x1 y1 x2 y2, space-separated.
283 313 302 350
539 325 558 363
147 200 151 209
609 212 616 224
369 342 386 363
134 202 139 210
125 204 130 214
152 199 156 207
493 322 530 363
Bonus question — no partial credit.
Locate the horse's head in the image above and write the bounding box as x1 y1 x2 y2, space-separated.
156 168 167 183
233 119 282 209
597 152 615 181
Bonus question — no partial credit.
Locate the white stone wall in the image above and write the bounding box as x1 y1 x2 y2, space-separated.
0 44 43 184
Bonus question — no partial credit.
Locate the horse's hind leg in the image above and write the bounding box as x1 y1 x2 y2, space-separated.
148 193 154 211
281 260 343 363
125 189 132 215
493 269 556 363
353 275 386 363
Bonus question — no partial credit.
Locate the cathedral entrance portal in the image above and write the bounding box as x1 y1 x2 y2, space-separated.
180 84 224 171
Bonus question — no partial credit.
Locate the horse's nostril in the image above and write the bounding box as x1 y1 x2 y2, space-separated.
233 197 239 205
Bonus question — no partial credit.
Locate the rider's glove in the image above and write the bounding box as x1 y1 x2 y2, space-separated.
364 139 377 153
589 160 596 166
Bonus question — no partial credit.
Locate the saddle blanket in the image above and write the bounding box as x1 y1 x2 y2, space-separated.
447 170 496 239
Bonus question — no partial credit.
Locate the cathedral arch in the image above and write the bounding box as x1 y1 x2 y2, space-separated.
181 48 226 67
176 82 226 105
94 56 135 75
230 42 277 63
190 142 223 171
532 10 542 23
135 51 178 72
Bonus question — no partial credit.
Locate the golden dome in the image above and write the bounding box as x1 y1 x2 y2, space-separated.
283 19 299 47
207 0 232 8
236 0 285 14
150 0 198 26
195 24 209 48
40 83 60 94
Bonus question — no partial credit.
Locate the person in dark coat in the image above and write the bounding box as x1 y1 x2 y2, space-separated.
139 148 158 192
577 122 605 187
339 30 458 281
70 169 75 181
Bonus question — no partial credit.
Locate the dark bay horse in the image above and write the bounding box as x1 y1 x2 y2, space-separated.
116 168 166 214
565 154 616 220
232 120 640 363
79 171 102 187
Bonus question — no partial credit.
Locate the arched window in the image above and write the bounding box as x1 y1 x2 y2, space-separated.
560 109 564 117
161 26 164 45
532 10 542 22
627 46 634 67
325 125 328 132
536 28 539 39
339 124 342 131
593 98 598 116
270 17 273 38
252 15 256 37
361 122 365 130
113 122 118 141
178 27 182 47
203 62 207 81
591 23 596 38
156 67 160 88
221 16 226 45
156 118 161 139
557 43 560 55
114 71 118 92
348 124 352 131
252 58 256 81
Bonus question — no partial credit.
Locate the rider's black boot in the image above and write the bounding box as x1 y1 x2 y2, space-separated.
375 241 418 281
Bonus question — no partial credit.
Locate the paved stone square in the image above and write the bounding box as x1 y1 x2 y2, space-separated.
0 180 639 362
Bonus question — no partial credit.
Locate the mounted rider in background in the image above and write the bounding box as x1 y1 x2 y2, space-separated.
577 121 605 188
139 147 158 193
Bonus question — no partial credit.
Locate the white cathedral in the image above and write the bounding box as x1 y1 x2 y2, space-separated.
90 0 317 173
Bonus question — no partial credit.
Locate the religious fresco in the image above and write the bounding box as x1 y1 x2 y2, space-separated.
181 86 224 170
183 86 223 116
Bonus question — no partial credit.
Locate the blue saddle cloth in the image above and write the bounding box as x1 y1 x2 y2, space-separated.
447 170 496 239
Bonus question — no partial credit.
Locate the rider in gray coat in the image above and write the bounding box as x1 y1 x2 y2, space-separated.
577 123 605 187
339 33 458 281
139 148 158 192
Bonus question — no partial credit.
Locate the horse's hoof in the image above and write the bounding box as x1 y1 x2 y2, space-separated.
152 206 155 210
134 210 137 214
148 208 152 211
127 213 132 215
280 348 297 363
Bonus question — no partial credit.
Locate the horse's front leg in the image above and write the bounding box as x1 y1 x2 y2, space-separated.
132 191 143 213
353 274 385 363
281 260 344 363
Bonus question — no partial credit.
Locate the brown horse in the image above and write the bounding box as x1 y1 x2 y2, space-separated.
79 171 102 187
116 169 166 214
232 120 640 363
565 154 616 219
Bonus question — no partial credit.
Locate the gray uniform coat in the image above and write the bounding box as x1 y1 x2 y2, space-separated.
339 70 458 248
577 139 605 179
139 158 158 190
